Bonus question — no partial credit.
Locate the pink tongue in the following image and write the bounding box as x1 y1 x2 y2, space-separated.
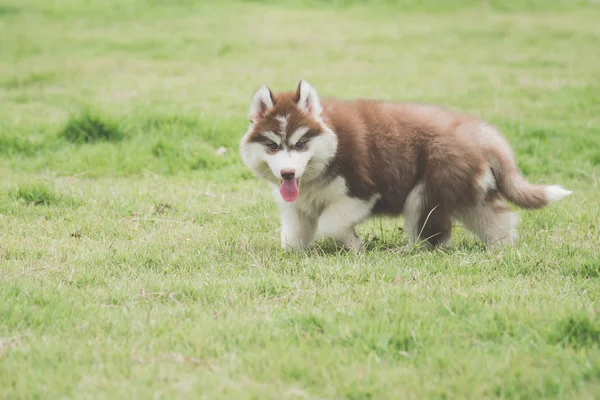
280 180 299 202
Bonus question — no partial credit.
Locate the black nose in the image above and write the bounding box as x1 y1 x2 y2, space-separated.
281 169 295 181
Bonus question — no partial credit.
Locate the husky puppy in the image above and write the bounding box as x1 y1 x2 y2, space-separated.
240 80 571 250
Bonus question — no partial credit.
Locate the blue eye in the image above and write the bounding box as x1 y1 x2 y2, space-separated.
295 141 306 150
268 142 278 151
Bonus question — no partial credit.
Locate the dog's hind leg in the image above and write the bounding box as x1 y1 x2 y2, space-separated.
404 183 453 248
456 197 518 246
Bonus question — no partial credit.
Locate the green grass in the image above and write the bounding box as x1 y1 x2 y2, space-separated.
58 110 126 144
1 0 599 398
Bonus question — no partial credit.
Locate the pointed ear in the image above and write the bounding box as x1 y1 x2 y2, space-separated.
295 80 322 116
248 84 274 123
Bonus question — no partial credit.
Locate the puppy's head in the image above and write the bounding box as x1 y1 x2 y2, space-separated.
240 80 338 202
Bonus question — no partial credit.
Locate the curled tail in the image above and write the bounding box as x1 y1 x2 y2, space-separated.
478 124 572 209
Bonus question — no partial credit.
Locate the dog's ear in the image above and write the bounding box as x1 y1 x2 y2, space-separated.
249 84 274 123
295 80 322 117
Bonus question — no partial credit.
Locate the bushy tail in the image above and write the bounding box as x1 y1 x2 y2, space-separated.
494 169 571 209
478 125 572 209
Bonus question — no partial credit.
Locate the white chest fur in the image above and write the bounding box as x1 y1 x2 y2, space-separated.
272 176 348 217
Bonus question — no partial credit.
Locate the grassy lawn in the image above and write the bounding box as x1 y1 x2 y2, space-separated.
1 0 600 398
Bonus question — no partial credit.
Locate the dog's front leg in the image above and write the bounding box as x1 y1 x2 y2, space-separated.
280 205 317 250
318 195 377 252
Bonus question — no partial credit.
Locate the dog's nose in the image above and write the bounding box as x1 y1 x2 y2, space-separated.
281 169 296 181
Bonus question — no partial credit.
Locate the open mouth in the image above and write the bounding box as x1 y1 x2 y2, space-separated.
279 178 300 202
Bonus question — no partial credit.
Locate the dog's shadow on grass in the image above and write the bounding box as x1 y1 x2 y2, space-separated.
300 234 488 257
301 235 415 257
273 227 489 259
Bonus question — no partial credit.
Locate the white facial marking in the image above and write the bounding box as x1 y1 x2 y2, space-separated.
276 114 289 137
261 131 281 145
289 127 309 145
265 149 310 180
299 126 337 182
239 141 273 181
